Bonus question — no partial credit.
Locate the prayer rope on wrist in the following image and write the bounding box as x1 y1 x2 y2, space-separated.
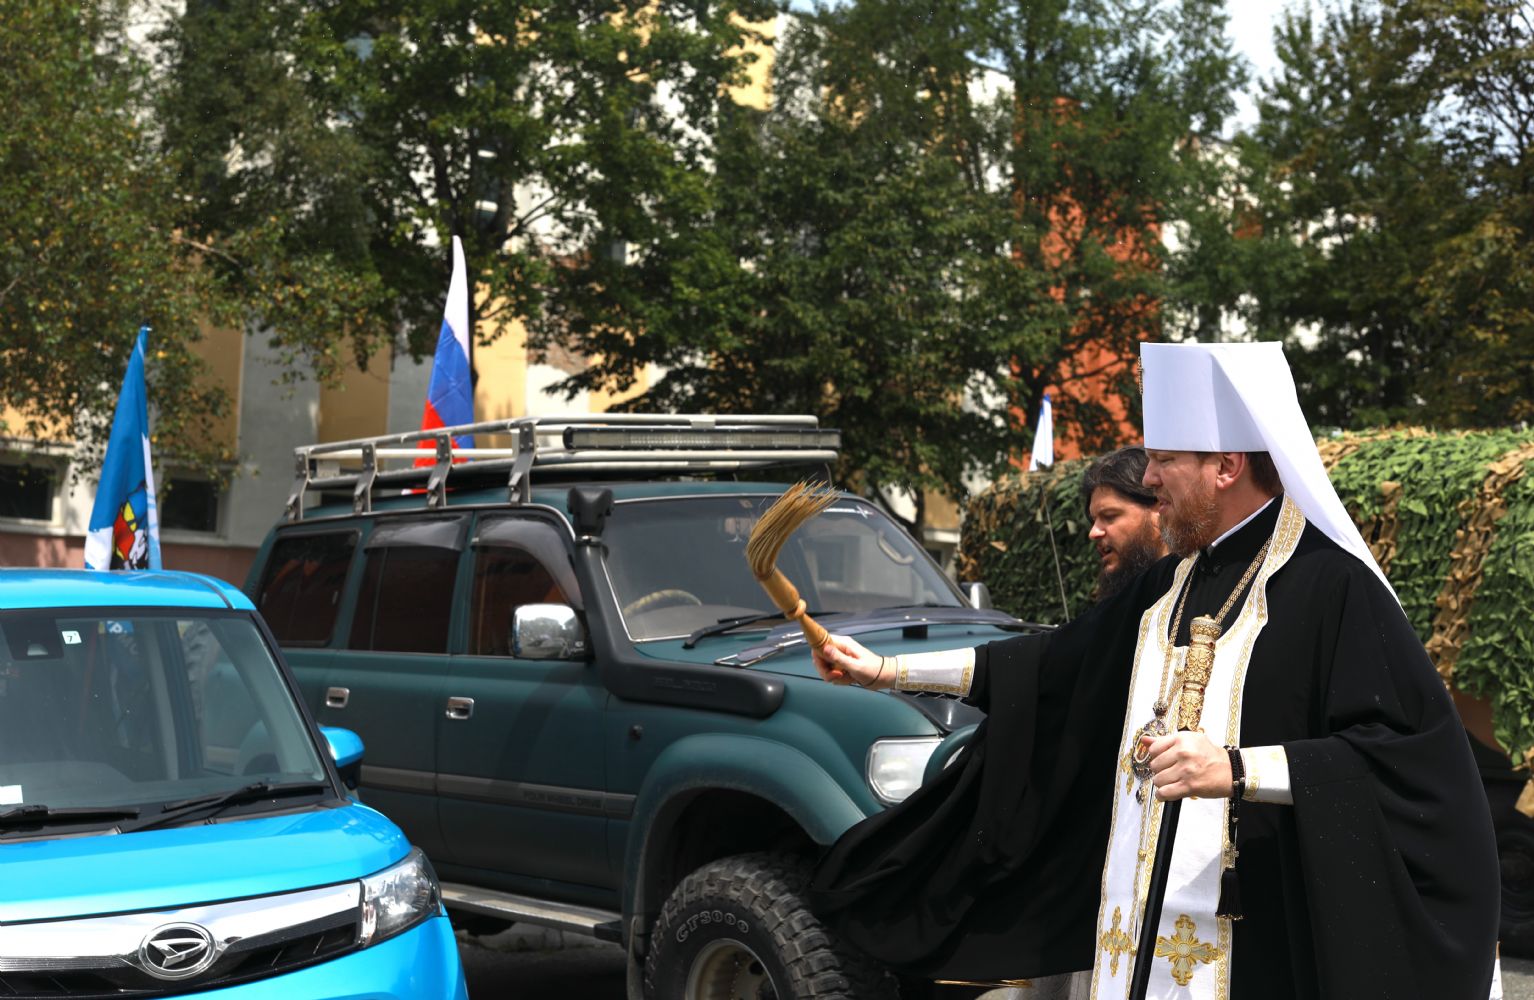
851 655 891 689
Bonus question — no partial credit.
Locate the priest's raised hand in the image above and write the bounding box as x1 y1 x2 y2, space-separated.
810 634 895 690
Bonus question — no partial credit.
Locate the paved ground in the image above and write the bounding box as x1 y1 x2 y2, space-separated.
457 926 1534 998
1511 960 1534 1000
458 927 624 999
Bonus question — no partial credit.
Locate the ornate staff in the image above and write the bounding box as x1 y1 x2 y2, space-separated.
1130 615 1220 1000
746 482 838 649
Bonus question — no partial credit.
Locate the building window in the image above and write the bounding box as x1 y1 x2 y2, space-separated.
161 478 221 534
0 464 55 521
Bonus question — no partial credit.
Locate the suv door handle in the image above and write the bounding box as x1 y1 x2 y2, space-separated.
445 696 475 721
325 687 350 709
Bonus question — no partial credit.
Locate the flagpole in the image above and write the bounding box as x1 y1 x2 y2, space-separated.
1040 487 1071 621
1027 392 1069 621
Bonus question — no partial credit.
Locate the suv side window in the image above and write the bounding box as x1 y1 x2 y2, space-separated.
468 517 580 657
347 517 468 654
255 531 358 646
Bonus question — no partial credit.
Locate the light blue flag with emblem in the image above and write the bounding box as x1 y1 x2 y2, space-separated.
84 326 160 570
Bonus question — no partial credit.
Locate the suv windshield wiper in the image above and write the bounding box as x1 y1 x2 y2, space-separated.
682 611 832 650
0 804 142 831
119 780 333 835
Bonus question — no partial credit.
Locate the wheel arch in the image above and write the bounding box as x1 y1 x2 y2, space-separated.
622 733 870 944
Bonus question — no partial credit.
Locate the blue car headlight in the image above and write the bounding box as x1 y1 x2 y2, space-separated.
359 847 441 947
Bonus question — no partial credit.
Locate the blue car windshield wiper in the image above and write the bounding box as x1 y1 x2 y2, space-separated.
0 803 142 831
118 780 332 835
682 610 832 649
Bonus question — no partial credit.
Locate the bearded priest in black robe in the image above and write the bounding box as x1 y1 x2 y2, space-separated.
810 342 1501 1000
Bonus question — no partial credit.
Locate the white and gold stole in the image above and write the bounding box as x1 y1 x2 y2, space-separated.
1089 495 1306 1000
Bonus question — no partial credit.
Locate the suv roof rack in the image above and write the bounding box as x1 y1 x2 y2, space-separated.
285 414 841 521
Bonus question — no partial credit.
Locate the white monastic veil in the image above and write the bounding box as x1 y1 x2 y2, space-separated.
1140 341 1396 599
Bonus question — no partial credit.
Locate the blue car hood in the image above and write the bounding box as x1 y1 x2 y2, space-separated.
0 803 408 923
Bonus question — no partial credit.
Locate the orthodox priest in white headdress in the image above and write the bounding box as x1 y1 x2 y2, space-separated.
808 342 1500 1000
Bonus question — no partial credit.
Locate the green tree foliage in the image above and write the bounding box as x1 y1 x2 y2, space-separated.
0 0 227 469
991 0 1244 443
157 0 772 379
545 0 1242 527
1188 0 1533 429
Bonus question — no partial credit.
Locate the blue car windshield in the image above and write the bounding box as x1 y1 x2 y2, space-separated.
604 495 967 642
0 612 326 814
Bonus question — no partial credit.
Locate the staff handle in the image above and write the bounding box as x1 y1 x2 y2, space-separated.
1129 615 1220 999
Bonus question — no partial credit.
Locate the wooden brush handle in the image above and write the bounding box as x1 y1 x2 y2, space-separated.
756 569 830 648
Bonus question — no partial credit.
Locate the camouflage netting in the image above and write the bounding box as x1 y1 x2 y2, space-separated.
958 429 1534 778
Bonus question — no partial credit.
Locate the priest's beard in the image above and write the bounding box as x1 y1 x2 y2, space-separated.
1096 523 1165 599
1161 479 1219 557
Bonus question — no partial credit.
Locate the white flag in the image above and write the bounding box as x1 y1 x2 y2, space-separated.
1027 393 1053 471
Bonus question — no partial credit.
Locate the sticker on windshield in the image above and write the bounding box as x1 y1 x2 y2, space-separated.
61 630 81 645
0 785 21 806
825 507 871 517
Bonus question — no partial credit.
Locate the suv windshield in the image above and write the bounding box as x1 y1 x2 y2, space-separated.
0 611 327 824
604 495 966 641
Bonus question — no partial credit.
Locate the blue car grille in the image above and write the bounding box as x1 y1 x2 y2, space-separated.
0 881 364 999
0 923 357 998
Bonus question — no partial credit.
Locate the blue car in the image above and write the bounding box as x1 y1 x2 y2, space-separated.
0 569 467 999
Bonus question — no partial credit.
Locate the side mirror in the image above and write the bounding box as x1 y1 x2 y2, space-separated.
959 581 992 610
513 604 589 660
320 726 364 791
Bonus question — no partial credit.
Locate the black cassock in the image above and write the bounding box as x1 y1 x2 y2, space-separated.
812 500 1501 999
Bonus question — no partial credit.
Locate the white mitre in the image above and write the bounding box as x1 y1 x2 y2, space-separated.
1141 341 1394 596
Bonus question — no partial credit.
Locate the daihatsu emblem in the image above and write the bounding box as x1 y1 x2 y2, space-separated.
139 922 217 980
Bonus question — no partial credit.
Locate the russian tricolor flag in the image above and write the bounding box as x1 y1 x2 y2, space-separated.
84 326 161 570
418 235 473 454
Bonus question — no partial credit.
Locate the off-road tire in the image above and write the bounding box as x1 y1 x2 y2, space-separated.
1495 805 1534 957
643 852 893 999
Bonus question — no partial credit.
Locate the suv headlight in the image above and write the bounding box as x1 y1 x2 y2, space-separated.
867 737 943 805
359 847 441 947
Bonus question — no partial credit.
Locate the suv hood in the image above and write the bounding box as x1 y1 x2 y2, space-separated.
0 802 408 923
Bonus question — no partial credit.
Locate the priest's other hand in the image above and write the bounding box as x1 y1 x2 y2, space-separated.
812 635 891 689
1141 731 1232 801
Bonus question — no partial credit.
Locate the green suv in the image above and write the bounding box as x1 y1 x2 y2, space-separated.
244 415 1031 998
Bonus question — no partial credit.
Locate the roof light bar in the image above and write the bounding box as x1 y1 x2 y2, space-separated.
562 428 841 451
